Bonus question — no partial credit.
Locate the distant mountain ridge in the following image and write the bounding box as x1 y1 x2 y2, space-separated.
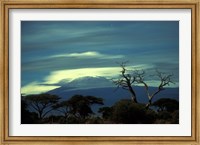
47 76 179 110
49 76 113 93
66 76 113 89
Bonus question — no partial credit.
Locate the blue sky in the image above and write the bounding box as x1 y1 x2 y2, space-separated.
21 21 179 94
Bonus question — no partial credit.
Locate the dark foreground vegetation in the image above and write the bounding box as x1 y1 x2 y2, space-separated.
21 94 179 124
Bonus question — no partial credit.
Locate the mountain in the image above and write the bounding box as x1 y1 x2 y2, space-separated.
66 76 113 89
47 76 179 112
48 76 113 94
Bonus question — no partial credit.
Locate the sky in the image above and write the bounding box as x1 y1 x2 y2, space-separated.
21 21 179 95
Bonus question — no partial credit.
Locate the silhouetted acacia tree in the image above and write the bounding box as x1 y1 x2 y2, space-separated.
24 93 60 120
21 96 38 124
53 100 70 119
152 98 179 112
55 95 104 121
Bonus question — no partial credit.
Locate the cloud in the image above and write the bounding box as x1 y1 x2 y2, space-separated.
49 51 124 59
43 67 121 84
136 80 179 88
43 64 152 84
21 21 179 95
21 67 122 94
21 81 60 95
21 64 152 94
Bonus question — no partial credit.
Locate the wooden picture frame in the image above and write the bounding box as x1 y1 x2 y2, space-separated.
0 0 199 144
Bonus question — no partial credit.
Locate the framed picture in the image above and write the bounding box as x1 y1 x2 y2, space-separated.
0 0 199 144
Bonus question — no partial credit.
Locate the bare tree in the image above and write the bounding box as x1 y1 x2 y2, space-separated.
113 62 174 107
135 70 174 109
112 62 138 103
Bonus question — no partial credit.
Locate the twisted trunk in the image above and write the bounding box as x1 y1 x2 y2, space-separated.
129 87 137 103
145 98 152 109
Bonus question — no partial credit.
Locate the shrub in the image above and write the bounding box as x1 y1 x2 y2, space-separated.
153 98 179 112
111 100 156 124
